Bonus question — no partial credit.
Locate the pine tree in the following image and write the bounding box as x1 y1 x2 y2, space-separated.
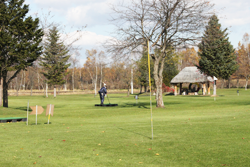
136 49 154 93
197 15 238 79
0 0 43 107
40 26 71 96
162 53 179 87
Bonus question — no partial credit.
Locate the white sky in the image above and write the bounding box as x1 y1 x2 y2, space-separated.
25 0 250 66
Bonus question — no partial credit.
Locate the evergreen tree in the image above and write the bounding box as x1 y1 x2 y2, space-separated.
197 15 238 79
0 0 43 107
136 48 155 93
137 49 154 93
40 26 70 93
162 53 179 87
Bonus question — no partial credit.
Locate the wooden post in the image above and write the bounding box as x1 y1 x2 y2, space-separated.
203 83 206 95
174 84 177 96
54 86 56 98
180 83 182 95
208 82 210 95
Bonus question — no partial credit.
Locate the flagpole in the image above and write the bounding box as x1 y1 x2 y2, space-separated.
148 40 153 140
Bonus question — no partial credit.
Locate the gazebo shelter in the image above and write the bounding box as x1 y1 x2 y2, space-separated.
170 66 213 96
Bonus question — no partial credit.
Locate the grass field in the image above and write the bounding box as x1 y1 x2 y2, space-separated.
0 89 250 167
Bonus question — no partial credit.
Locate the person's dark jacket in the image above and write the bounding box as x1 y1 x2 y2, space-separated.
98 87 107 95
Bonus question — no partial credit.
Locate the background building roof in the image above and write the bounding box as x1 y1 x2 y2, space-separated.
170 66 213 84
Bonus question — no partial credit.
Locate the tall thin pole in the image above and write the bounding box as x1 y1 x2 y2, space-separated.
148 40 153 140
131 52 133 94
26 100 29 126
36 105 37 125
131 67 133 94
48 104 51 124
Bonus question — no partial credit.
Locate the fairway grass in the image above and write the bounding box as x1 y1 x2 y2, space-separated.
0 89 250 166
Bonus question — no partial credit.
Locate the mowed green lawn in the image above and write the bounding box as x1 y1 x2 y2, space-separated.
0 89 250 167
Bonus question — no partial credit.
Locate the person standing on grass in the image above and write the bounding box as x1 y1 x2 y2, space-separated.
98 83 107 105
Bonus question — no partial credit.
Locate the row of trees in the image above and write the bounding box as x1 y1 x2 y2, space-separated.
7 37 250 94
7 48 178 95
1 0 247 109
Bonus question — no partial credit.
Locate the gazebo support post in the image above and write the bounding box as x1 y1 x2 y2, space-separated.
174 84 177 96
179 83 182 95
207 82 210 95
202 83 206 95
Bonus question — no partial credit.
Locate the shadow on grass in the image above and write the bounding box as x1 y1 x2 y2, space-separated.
119 101 182 109
178 95 211 98
119 102 150 109
165 93 174 96
117 127 151 139
11 107 32 112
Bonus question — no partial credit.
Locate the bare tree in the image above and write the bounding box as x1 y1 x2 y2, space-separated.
69 51 80 92
85 49 98 96
97 51 107 89
106 0 213 107
236 41 250 90
242 33 250 90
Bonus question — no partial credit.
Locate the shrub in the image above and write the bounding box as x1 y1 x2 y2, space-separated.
162 83 174 93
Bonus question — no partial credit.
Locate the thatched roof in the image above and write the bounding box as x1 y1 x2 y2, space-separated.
170 66 213 84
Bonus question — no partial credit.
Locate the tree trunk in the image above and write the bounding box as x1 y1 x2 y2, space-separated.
95 65 97 96
64 76 67 91
228 78 231 89
80 69 83 90
23 71 26 90
100 64 102 89
245 77 248 90
72 68 74 92
0 78 2 107
153 57 165 108
20 71 23 90
46 83 48 98
30 82 33 96
236 78 239 88
16 77 18 96
127 86 130 96
221 79 224 89
140 85 142 93
3 73 8 107
54 86 56 98
94 80 97 97
37 70 40 90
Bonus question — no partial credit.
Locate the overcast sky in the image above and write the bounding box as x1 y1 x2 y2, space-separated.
25 0 250 65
